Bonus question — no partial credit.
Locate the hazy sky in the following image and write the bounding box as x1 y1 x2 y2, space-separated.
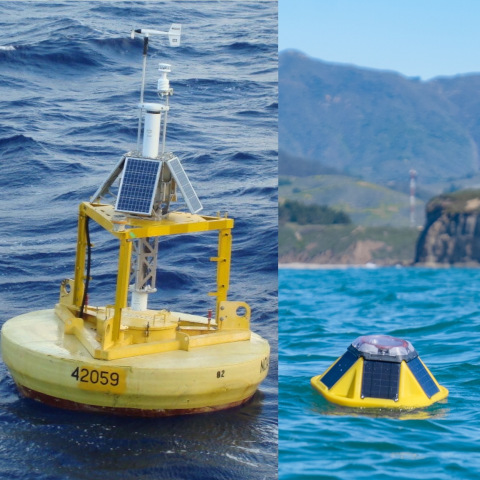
279 0 480 80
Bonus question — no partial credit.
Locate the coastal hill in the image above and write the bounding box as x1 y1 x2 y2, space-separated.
279 51 480 266
279 50 480 197
279 223 419 266
279 173 425 227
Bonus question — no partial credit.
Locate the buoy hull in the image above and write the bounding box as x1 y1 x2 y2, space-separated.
311 339 449 409
15 385 254 417
1 309 270 416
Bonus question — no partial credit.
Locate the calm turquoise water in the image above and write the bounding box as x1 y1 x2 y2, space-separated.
279 267 480 480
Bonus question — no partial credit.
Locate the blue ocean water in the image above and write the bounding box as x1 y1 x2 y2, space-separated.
279 267 480 480
0 1 277 479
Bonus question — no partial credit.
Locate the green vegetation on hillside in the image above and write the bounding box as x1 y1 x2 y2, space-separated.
426 189 480 214
279 174 425 227
279 199 351 225
278 175 423 264
279 223 420 265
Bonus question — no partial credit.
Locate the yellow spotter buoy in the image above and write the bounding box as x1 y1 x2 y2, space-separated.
311 335 448 409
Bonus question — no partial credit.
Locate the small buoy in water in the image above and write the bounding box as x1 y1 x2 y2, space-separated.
311 335 448 409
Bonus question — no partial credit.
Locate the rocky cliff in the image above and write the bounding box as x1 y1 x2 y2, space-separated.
415 190 480 265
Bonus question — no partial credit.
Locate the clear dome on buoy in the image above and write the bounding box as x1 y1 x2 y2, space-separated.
311 334 448 409
352 335 416 359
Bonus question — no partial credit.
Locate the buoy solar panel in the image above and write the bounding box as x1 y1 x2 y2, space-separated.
115 157 162 215
311 335 448 409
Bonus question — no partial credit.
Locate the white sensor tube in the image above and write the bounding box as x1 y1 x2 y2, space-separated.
142 108 162 158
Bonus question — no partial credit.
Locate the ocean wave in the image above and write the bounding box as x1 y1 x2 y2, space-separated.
88 36 142 58
227 41 273 54
0 1 277 479
1 40 103 74
0 133 39 150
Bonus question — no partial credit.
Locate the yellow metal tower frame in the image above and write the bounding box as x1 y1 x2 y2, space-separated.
55 201 251 360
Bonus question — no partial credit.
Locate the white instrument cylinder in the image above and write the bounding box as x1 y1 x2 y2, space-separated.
142 104 163 158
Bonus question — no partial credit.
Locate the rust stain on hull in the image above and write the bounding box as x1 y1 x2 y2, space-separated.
16 384 254 417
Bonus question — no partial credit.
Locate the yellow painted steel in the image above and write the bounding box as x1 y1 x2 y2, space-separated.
61 202 244 360
210 228 232 323
86 202 234 238
2 310 269 412
113 235 132 343
72 207 87 308
311 356 449 409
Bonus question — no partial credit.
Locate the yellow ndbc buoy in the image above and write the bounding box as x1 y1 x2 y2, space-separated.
311 335 448 409
0 26 270 416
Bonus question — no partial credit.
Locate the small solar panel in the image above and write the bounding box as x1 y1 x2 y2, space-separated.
362 360 400 400
115 157 162 215
408 357 440 398
321 350 358 389
167 156 203 214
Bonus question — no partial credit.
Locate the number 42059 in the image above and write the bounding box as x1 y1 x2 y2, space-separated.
71 366 120 387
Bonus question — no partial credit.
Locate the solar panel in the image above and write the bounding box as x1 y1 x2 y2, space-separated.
361 360 400 400
321 349 358 389
167 156 203 214
408 357 440 398
115 157 162 215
